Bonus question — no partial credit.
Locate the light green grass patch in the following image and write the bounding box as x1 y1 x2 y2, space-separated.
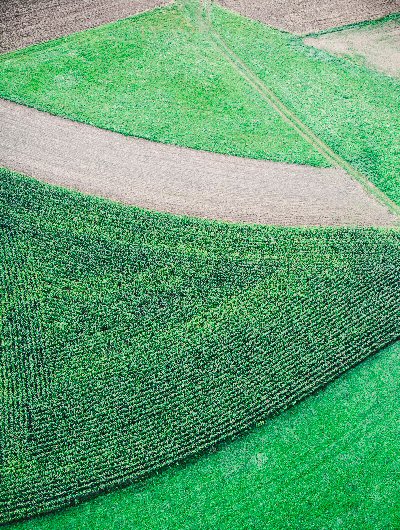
0 5 325 166
210 4 400 207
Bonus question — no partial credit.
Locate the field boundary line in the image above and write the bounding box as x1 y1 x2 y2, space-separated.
196 0 400 218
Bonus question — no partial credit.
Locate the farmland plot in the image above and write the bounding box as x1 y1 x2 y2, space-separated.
0 99 397 227
0 5 327 167
1 3 399 209
210 5 400 208
304 17 400 78
10 340 400 530
1 168 399 523
0 0 171 53
1 1 400 526
217 0 400 34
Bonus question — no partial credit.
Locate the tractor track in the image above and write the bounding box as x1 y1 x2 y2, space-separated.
199 0 400 218
0 0 398 226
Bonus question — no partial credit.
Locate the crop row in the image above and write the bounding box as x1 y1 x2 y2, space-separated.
1 168 399 523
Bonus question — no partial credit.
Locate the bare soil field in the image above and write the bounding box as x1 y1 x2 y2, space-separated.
0 0 171 53
217 0 400 34
305 19 400 77
0 98 397 226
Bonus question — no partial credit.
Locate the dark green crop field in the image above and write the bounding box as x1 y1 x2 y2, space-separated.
1 168 399 523
8 340 400 530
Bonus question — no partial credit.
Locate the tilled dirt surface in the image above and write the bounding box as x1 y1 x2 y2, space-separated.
305 19 400 77
1 99 397 226
0 0 171 53
217 0 400 34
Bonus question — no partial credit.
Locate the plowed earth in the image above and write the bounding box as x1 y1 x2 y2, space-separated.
0 0 171 53
0 99 396 227
304 18 400 77
217 0 400 34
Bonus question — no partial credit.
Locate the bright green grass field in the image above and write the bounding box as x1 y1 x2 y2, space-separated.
211 5 400 207
1 168 399 523
0 2 399 206
7 340 400 530
0 5 325 166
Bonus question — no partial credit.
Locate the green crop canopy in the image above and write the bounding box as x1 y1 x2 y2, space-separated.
1 168 399 523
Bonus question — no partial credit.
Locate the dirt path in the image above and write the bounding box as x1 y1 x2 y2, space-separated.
0 0 171 53
304 19 400 77
0 99 397 226
217 0 400 35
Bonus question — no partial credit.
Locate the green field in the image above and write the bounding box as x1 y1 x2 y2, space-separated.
1 1 400 526
0 5 325 166
0 2 399 207
1 168 399 523
7 339 400 530
210 5 400 207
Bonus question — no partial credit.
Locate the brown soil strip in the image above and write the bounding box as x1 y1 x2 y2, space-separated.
0 0 171 54
1 99 397 226
304 19 400 77
217 0 400 35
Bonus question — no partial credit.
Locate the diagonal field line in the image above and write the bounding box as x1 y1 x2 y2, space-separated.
197 0 400 218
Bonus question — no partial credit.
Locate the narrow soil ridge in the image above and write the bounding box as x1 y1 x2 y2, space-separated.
204 0 400 218
1 98 397 227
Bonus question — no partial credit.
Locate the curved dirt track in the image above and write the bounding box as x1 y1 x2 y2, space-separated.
0 99 397 226
0 0 171 54
217 0 400 34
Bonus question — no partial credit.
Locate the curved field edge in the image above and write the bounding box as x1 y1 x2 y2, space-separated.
0 5 326 168
209 4 400 208
304 12 400 37
1 168 399 523
1 1 398 208
6 340 400 530
1 99 397 228
0 0 172 54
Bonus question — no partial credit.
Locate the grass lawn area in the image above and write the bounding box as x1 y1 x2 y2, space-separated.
211 5 400 207
0 4 325 167
1 168 399 523
7 339 400 530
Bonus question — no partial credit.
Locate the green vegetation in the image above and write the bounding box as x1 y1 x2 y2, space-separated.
210 4 400 207
0 5 326 166
1 168 399 523
1 2 399 207
1 3 399 525
8 340 400 530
